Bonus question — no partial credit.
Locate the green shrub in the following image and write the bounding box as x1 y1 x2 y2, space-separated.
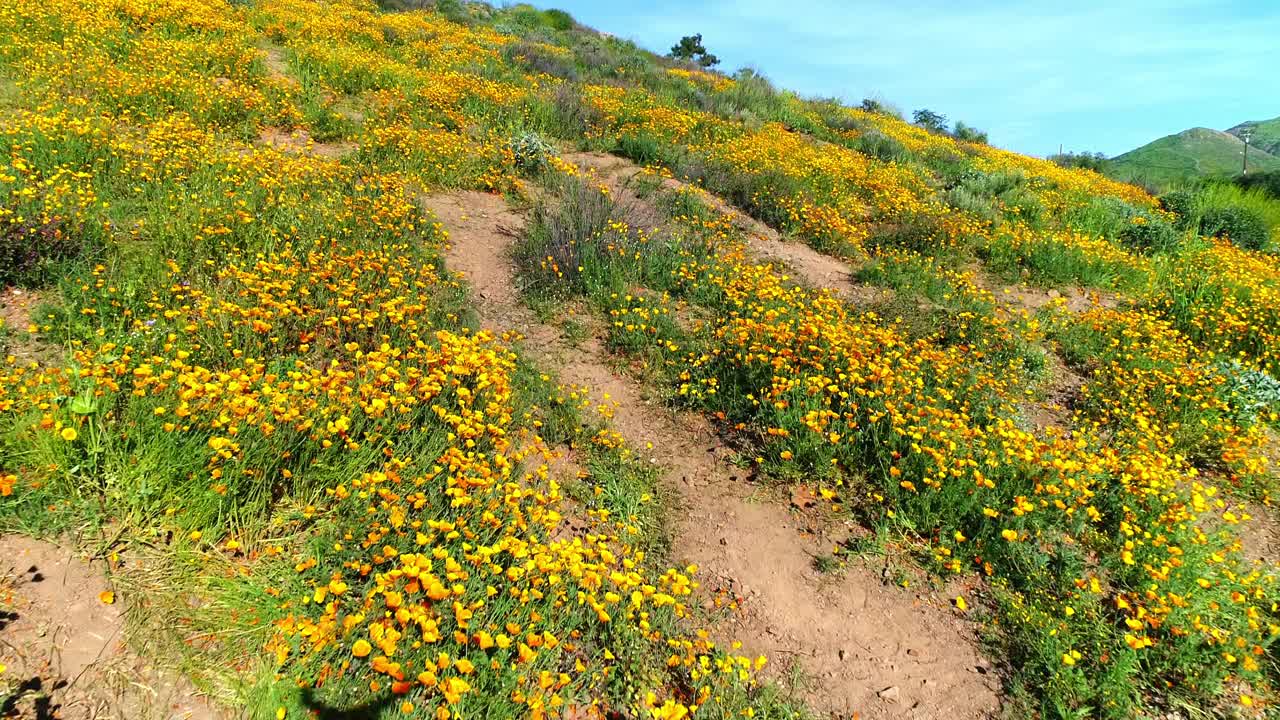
850 129 907 163
1235 170 1280 200
0 213 84 287
506 131 554 174
943 187 997 224
1065 196 1181 252
616 133 662 166
503 40 578 80
1215 359 1280 427
546 83 602 138
1048 151 1109 173
1117 213 1179 252
1158 189 1199 230
542 9 575 31
1200 205 1269 250
1197 183 1280 237
952 121 988 144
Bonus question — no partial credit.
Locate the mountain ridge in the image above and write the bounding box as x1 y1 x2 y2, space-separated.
1109 121 1280 187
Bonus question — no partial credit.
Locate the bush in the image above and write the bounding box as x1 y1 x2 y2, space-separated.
850 129 907 163
1195 183 1280 249
503 41 578 80
547 83 602 138
0 213 82 287
1158 189 1199 230
506 131 554 174
1064 196 1180 252
541 8 575 31
1117 213 1179 253
1200 205 1269 250
1048 151 1109 173
952 121 988 145
1235 170 1280 200
1220 360 1280 423
1215 359 1280 426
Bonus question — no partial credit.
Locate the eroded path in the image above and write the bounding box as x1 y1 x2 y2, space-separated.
420 168 1001 719
0 537 217 720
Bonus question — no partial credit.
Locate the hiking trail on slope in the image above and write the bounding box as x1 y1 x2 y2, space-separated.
419 169 1001 719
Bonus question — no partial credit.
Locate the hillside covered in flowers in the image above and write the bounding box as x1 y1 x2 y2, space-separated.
2 1 1280 719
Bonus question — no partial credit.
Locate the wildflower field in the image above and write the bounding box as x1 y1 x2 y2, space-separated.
2 1 1280 718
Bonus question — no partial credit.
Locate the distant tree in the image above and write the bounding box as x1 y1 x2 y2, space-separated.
912 108 948 133
1050 151 1110 173
861 98 887 114
952 121 988 144
669 33 720 68
541 8 575 31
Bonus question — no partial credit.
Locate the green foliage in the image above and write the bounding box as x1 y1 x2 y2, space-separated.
859 98 897 117
1049 151 1109 173
1235 170 1280 199
1195 182 1280 248
1063 195 1180 253
0 213 87 287
541 8 575 31
945 169 1053 230
952 121 987 145
1200 205 1269 249
912 108 947 133
1215 359 1280 427
850 129 907 163
1117 212 1179 253
1158 189 1199 230
506 131 554 174
668 33 719 68
499 4 574 32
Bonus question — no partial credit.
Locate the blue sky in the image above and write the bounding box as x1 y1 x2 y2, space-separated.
525 1 1280 157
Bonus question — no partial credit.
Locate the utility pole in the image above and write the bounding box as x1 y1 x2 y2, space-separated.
1242 128 1254 175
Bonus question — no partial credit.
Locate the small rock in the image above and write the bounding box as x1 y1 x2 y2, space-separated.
878 686 901 703
719 537 728 546
838 648 847 661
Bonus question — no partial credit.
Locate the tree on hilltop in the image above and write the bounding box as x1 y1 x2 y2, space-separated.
670 33 720 68
912 108 948 133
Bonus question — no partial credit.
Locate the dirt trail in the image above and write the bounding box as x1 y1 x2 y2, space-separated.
0 536 218 720
563 152 892 305
1 288 55 365
421 176 1000 718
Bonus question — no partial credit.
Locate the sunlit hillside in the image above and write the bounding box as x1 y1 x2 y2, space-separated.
2 2 1280 719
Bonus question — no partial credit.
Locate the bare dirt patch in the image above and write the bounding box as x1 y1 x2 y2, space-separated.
260 45 291 81
1 288 55 365
257 127 355 159
1022 352 1086 435
994 283 1118 315
0 536 217 720
420 181 1001 719
1236 503 1280 567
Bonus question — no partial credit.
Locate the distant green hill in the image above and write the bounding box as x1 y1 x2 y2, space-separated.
1228 117 1280 157
1109 127 1280 189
